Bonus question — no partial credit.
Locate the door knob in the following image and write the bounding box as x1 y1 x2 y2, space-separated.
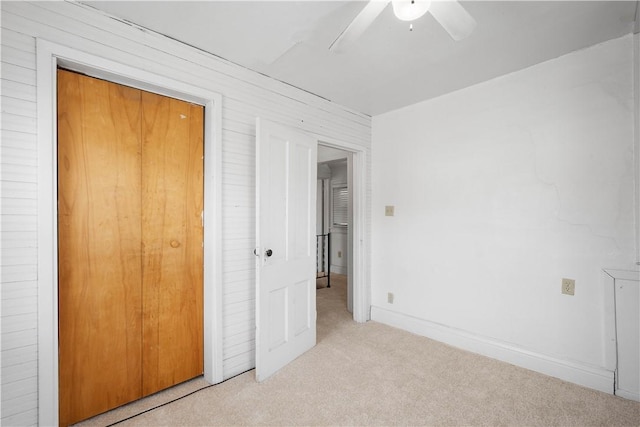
265 249 273 257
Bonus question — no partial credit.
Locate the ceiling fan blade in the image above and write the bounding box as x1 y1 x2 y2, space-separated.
428 1 477 41
329 0 390 53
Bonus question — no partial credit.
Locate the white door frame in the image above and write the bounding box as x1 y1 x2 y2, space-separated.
36 39 224 425
316 138 369 323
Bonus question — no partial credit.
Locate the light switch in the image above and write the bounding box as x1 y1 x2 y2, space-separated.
385 205 395 216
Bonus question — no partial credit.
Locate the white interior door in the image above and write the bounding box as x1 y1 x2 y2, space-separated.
255 118 317 382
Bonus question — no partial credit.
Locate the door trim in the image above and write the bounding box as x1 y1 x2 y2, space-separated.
36 39 224 425
315 138 369 323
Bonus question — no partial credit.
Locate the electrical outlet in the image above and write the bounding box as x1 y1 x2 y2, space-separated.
338 251 342 258
562 278 575 296
387 292 394 304
385 205 395 216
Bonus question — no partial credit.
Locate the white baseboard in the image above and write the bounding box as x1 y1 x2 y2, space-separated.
615 388 640 402
371 306 614 395
330 265 347 275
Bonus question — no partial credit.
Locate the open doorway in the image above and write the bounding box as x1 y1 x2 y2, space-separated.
316 145 353 317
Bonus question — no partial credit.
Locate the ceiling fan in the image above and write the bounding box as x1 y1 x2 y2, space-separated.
329 0 477 52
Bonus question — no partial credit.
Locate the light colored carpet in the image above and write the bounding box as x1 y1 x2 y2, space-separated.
77 274 639 426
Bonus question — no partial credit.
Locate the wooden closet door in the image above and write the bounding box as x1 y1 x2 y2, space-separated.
140 92 204 395
58 70 204 425
57 70 143 426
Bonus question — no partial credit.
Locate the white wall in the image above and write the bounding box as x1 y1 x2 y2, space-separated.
0 2 371 425
371 35 636 392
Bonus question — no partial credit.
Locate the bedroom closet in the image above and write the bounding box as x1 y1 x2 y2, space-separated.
57 70 204 426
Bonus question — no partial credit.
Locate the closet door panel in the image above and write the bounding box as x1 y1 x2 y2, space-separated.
57 70 143 426
141 92 204 395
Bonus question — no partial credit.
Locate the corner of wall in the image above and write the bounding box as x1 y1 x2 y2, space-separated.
634 32 640 265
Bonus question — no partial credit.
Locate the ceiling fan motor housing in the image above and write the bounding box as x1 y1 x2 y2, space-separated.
392 0 432 22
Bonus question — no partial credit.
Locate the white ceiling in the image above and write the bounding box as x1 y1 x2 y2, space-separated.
82 1 638 116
